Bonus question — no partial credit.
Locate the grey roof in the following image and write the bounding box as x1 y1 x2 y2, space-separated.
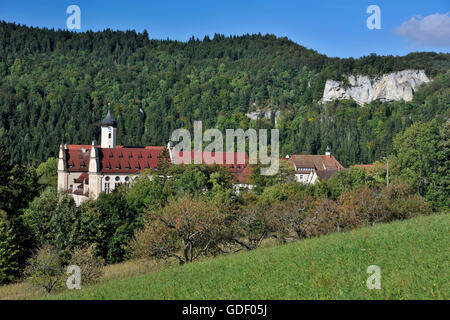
101 108 117 127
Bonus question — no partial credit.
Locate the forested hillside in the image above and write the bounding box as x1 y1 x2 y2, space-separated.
0 21 449 166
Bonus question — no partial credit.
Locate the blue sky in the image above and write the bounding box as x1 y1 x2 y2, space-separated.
0 0 449 58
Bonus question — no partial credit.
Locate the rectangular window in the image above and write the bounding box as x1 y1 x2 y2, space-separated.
105 183 110 193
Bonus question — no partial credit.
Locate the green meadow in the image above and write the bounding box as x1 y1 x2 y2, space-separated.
52 213 449 300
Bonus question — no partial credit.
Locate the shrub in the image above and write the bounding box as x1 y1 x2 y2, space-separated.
327 167 376 199
337 186 390 226
231 202 277 250
22 187 79 261
130 195 232 264
389 195 432 220
69 244 105 287
271 195 315 240
380 182 432 220
308 198 340 236
24 244 65 293
78 191 138 264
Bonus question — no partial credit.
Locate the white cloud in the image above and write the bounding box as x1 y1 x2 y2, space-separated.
394 12 450 47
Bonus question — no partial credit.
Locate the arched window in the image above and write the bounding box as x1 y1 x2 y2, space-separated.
108 133 111 139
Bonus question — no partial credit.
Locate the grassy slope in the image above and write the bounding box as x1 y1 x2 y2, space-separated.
55 213 449 300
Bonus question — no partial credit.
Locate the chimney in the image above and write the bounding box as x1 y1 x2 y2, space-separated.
325 145 331 157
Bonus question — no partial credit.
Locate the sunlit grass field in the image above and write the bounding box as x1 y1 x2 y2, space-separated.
50 213 448 300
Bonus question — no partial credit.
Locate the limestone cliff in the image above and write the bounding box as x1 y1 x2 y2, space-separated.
322 70 430 105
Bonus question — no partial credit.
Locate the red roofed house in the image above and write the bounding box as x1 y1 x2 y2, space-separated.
285 146 344 184
58 109 252 205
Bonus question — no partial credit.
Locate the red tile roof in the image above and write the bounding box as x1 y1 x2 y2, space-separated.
65 146 165 174
173 151 251 184
288 154 344 182
74 173 89 183
290 154 344 171
67 149 90 172
101 147 164 174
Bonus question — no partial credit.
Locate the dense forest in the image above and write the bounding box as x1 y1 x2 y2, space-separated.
0 21 449 167
0 21 449 288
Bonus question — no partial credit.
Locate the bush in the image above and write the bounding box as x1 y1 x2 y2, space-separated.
78 191 138 264
69 244 104 286
22 187 79 261
231 202 278 250
270 195 315 240
337 186 390 227
308 198 340 236
24 244 65 293
389 195 432 220
381 182 433 220
130 195 232 264
328 167 376 199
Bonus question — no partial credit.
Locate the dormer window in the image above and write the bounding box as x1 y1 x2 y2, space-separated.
129 153 133 158
119 153 123 158
138 154 143 158
148 154 152 158
109 153 113 158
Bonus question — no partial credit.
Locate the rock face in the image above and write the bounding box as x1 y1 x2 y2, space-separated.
322 70 430 105
245 109 281 126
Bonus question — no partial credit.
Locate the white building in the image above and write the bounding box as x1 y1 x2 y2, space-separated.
58 109 252 205
285 146 344 185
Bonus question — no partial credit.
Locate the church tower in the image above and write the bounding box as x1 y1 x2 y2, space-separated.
101 108 117 148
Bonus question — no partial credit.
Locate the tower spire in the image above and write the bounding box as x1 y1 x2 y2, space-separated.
100 107 117 148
